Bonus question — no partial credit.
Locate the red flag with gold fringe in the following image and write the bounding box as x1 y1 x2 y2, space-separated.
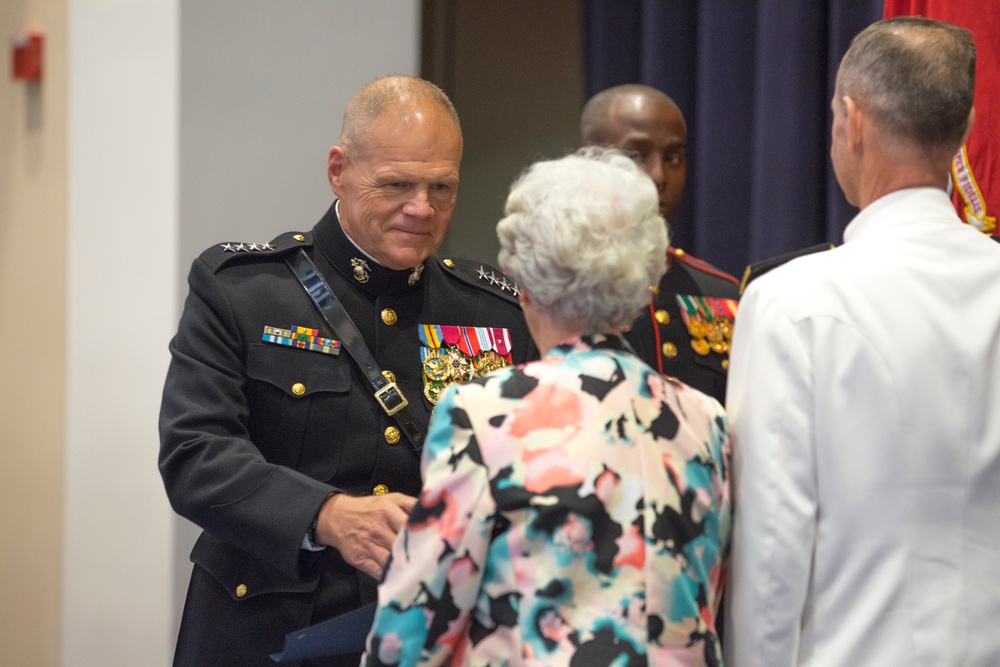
883 0 999 236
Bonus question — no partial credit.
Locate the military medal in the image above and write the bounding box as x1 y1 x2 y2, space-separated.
418 324 514 404
475 350 507 375
706 322 728 354
719 319 734 341
687 319 706 339
691 338 711 356
676 295 738 360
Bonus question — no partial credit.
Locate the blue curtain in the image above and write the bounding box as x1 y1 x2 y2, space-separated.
583 0 884 276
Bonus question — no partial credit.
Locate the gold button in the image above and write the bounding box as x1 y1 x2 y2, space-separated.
292 234 305 242
381 370 396 383
291 382 306 396
654 309 670 325
722 359 730 371
384 426 401 445
649 285 660 296
662 342 678 359
443 258 455 268
381 309 398 326
674 247 686 257
235 584 247 598
373 484 389 496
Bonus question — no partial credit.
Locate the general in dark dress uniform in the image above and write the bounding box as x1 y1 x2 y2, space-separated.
158 77 534 666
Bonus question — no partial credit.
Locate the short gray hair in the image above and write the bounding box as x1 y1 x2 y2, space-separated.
497 147 668 333
837 17 975 152
340 76 460 158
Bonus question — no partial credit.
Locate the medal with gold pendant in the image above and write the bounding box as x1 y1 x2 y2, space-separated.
418 324 514 405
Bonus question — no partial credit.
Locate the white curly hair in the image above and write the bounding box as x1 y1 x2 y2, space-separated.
497 147 669 333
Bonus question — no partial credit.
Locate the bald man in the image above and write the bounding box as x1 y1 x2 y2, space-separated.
159 76 534 666
582 85 739 404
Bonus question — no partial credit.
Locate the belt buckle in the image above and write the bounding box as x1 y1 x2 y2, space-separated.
374 381 408 416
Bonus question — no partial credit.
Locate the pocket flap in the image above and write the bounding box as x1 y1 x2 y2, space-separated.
191 531 320 601
246 343 351 397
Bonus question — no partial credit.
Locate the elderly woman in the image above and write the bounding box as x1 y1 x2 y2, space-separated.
362 148 731 666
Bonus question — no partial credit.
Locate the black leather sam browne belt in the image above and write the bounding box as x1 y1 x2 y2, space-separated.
285 249 425 450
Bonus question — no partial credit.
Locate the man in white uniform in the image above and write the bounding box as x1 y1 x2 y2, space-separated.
725 17 1000 667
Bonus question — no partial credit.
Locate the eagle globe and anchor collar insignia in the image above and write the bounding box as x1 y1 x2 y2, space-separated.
350 257 424 287
419 324 513 404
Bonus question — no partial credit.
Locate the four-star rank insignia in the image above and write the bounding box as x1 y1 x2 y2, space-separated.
419 324 513 404
475 265 520 297
220 242 276 252
675 295 738 357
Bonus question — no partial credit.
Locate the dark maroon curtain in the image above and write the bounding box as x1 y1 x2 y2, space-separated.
583 0 883 276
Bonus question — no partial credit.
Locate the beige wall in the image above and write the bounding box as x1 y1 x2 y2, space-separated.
426 0 584 265
0 1 67 666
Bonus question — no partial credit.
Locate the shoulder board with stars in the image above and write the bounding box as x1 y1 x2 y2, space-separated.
200 231 315 273
435 256 520 306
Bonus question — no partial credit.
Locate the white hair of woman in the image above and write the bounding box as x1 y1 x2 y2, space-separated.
498 147 669 337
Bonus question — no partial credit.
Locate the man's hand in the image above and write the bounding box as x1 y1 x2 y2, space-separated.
314 492 417 580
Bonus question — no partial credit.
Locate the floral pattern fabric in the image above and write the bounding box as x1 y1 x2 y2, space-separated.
362 334 731 666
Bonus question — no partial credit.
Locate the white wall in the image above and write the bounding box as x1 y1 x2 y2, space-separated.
178 0 421 267
63 2 419 665
64 1 180 664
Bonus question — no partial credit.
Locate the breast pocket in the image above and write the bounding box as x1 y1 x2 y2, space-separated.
245 343 352 470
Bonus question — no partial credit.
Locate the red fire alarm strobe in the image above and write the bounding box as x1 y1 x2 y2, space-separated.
12 30 44 81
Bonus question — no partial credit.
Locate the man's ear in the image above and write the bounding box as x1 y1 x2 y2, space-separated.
327 146 346 196
961 106 976 146
843 96 865 154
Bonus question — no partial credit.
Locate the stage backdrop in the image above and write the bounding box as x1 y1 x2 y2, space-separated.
583 0 883 277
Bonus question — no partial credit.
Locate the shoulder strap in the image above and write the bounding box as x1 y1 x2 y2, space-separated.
285 249 425 450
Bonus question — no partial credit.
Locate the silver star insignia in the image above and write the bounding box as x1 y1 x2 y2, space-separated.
235 243 247 252
247 243 260 251
221 243 235 252
488 272 499 285
498 276 511 292
260 242 275 251
476 266 489 280
511 284 520 297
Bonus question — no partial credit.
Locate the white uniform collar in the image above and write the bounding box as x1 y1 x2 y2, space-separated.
843 187 956 244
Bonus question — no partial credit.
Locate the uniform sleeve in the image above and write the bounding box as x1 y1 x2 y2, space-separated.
158 258 334 578
723 283 817 667
363 383 494 667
